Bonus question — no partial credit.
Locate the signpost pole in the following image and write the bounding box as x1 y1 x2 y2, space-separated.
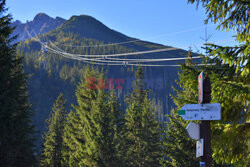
200 75 212 167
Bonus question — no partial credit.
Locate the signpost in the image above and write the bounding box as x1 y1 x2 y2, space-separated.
178 73 219 166
198 72 203 104
178 103 221 120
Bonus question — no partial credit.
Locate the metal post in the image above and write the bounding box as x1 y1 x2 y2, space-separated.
200 75 212 166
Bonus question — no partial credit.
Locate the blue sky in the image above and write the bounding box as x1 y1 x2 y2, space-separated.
6 0 237 51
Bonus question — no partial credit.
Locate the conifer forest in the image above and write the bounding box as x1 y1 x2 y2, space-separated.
0 0 249 166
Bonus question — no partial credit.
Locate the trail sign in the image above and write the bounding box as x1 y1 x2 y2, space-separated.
196 138 204 158
178 103 221 120
198 72 203 104
186 122 200 140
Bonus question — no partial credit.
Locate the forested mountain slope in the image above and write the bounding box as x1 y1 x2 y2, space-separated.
16 14 198 146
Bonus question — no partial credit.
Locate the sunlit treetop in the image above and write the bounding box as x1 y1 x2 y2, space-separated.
188 0 250 76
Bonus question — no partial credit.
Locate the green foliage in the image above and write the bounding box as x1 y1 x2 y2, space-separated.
208 63 249 166
124 66 162 167
41 93 67 167
162 55 199 166
166 50 249 166
187 1 249 165
172 59 199 106
161 115 198 167
0 0 36 166
18 32 134 84
188 0 249 76
62 66 124 166
17 16 189 150
15 11 195 166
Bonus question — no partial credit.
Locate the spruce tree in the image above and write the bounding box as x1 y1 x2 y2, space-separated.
161 115 198 167
63 66 124 166
162 48 249 166
0 0 36 166
62 67 99 166
187 1 249 165
207 61 249 166
188 0 249 76
41 93 67 167
161 53 199 167
124 66 162 167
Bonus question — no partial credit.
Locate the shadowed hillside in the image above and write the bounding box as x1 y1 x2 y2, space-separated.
16 14 199 150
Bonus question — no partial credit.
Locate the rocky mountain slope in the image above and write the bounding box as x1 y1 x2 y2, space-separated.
11 13 65 42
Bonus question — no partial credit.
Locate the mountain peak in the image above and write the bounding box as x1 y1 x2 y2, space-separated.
33 13 51 22
73 14 92 18
12 20 22 25
58 14 130 42
36 12 47 16
69 15 99 24
11 13 66 42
